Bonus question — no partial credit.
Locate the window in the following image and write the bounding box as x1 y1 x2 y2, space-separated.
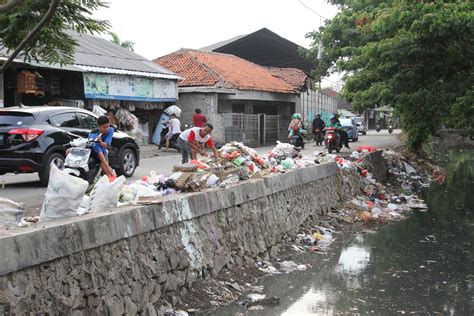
79 113 97 130
50 112 80 128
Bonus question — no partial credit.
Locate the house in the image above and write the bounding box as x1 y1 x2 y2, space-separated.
0 30 180 143
200 28 343 125
154 49 300 146
200 28 314 73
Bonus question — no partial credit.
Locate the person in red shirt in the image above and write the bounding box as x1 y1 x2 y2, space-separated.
192 108 207 127
178 123 219 163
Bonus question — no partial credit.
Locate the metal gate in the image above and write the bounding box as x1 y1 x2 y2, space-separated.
223 113 282 147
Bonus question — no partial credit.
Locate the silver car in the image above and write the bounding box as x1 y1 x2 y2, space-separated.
353 117 367 135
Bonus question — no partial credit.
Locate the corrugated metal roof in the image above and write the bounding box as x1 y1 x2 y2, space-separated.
0 30 178 78
74 65 181 80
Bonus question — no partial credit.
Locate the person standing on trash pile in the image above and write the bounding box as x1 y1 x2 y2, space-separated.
312 114 326 145
89 115 116 181
192 108 207 127
163 113 181 151
288 113 306 138
178 123 219 164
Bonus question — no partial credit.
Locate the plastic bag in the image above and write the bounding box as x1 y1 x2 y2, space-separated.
92 105 107 116
40 165 88 220
0 197 24 227
88 175 126 213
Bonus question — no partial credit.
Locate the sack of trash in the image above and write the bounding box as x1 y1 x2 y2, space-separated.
0 197 24 227
40 165 88 220
88 175 126 213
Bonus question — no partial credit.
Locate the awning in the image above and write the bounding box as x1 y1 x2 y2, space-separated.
74 64 182 80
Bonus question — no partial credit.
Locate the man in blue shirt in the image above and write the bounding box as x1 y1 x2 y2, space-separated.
89 115 115 181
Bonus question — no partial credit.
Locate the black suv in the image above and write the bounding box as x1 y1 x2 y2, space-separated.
0 106 140 186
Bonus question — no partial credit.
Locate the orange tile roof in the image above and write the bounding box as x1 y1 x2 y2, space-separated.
266 67 308 89
153 49 297 94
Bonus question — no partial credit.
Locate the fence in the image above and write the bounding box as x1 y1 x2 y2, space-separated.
223 113 286 147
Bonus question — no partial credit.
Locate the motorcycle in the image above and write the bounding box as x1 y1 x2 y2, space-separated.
314 128 324 146
158 127 181 152
324 127 340 153
376 123 382 132
388 124 393 134
63 137 102 184
290 132 305 149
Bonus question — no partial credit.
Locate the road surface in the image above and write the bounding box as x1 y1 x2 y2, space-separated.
0 130 401 215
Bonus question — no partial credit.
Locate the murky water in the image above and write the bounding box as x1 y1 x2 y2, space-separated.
208 150 473 315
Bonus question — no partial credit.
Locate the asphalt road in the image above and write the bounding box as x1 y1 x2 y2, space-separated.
0 129 401 215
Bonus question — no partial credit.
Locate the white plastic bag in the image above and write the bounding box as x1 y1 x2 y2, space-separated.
92 105 107 116
40 165 88 220
88 175 126 213
0 197 24 227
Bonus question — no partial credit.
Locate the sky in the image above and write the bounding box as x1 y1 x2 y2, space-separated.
94 0 342 88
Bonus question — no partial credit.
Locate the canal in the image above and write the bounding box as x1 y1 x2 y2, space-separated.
207 150 473 315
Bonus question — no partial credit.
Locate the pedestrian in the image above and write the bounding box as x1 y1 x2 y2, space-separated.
178 123 219 164
192 108 207 127
164 114 181 151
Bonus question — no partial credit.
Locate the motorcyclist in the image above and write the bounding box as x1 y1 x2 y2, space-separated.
334 113 350 149
288 113 306 138
312 114 325 145
325 116 342 148
89 115 116 181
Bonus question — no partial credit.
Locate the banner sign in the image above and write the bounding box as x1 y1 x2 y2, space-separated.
83 73 177 102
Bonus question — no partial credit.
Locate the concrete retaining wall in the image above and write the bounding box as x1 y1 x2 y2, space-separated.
0 162 362 315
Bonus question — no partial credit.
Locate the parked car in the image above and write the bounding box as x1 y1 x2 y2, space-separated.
340 118 359 141
0 106 140 186
352 116 367 135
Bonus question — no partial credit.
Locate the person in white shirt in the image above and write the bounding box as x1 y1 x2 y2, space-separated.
178 123 219 164
164 114 181 151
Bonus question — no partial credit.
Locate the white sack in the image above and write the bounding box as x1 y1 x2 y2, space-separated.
88 175 126 213
40 165 88 220
0 197 24 227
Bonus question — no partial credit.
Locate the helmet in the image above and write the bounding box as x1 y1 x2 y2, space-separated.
315 114 321 118
330 116 337 122
292 113 302 119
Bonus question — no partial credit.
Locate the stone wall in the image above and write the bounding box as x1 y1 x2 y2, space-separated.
0 162 362 315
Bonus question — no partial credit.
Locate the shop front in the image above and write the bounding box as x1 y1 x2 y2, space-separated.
80 70 179 145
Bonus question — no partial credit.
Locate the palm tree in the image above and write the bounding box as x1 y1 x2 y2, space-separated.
109 32 135 51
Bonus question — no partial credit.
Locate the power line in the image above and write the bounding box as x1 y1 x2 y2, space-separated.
298 0 328 21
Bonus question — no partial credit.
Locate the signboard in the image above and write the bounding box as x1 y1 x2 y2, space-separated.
83 73 177 102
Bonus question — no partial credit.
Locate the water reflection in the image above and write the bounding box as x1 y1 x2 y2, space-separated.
281 287 332 316
335 243 371 275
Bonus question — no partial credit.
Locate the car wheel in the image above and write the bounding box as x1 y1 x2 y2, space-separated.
39 152 65 187
117 148 137 177
363 131 367 135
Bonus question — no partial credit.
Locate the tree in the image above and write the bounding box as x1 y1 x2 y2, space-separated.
0 0 110 73
109 32 135 51
305 0 474 149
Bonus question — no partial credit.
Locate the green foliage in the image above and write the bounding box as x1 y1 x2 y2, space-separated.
305 0 474 149
0 0 110 66
109 32 135 51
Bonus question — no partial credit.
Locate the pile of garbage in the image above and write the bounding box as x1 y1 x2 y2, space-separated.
118 141 320 204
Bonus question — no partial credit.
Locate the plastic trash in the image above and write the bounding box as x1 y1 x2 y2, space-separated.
207 174 219 187
40 165 88 220
279 261 298 273
0 197 24 227
403 161 416 174
88 175 126 213
247 293 266 302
